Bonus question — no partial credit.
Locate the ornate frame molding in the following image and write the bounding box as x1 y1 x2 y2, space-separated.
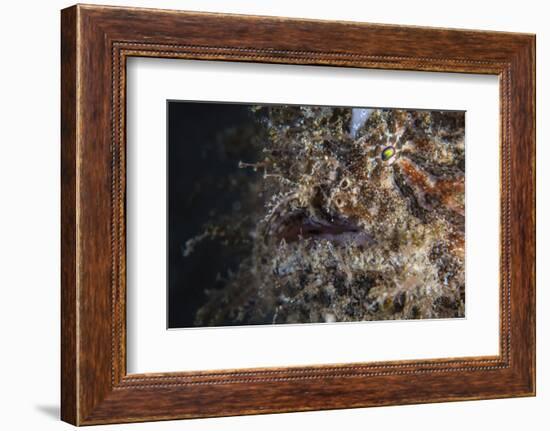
61 5 535 425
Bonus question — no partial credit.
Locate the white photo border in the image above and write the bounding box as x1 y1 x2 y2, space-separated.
126 58 500 373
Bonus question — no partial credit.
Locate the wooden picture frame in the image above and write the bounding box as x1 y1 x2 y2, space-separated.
61 4 536 425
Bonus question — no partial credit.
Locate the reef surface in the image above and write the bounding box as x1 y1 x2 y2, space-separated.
175 104 465 327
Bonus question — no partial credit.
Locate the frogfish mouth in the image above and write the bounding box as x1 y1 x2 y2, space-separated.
270 212 375 247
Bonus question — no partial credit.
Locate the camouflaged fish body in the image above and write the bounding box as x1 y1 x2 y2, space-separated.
192 106 465 326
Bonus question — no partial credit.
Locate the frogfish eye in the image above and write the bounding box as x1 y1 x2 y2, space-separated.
381 146 396 161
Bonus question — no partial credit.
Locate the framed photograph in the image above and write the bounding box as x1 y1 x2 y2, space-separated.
61 4 536 425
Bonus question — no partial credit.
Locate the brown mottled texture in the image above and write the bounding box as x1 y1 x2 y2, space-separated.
194 107 466 326
61 4 535 425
